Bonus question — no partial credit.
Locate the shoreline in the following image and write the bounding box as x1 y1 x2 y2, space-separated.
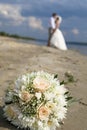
0 36 87 56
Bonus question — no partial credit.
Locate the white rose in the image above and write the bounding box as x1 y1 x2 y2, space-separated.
19 90 33 102
33 77 50 92
38 106 50 120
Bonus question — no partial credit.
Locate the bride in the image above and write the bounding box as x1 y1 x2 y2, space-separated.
50 16 67 50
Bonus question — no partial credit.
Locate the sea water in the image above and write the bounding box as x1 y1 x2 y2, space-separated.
67 42 87 56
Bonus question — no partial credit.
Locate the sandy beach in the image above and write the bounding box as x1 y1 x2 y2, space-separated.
0 36 87 130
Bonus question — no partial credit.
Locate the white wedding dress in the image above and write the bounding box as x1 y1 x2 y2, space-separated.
50 29 67 50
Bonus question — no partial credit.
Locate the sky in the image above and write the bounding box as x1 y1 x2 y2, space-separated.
0 0 87 42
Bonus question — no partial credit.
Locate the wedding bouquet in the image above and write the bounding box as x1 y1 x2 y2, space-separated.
3 71 70 130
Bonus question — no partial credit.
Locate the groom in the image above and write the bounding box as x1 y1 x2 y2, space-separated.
47 13 57 46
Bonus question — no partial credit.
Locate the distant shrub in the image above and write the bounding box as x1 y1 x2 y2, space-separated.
10 34 20 39
0 32 9 36
0 31 36 40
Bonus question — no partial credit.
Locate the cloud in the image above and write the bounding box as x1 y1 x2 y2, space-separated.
72 28 79 35
28 16 44 30
0 4 25 25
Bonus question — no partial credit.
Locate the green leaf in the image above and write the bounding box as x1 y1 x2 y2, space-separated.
64 91 69 95
60 80 65 85
66 96 73 101
5 101 13 104
54 74 58 79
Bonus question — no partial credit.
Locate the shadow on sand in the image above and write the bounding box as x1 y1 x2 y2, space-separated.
0 106 30 130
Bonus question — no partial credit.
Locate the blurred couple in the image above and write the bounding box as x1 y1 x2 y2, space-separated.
47 13 67 50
